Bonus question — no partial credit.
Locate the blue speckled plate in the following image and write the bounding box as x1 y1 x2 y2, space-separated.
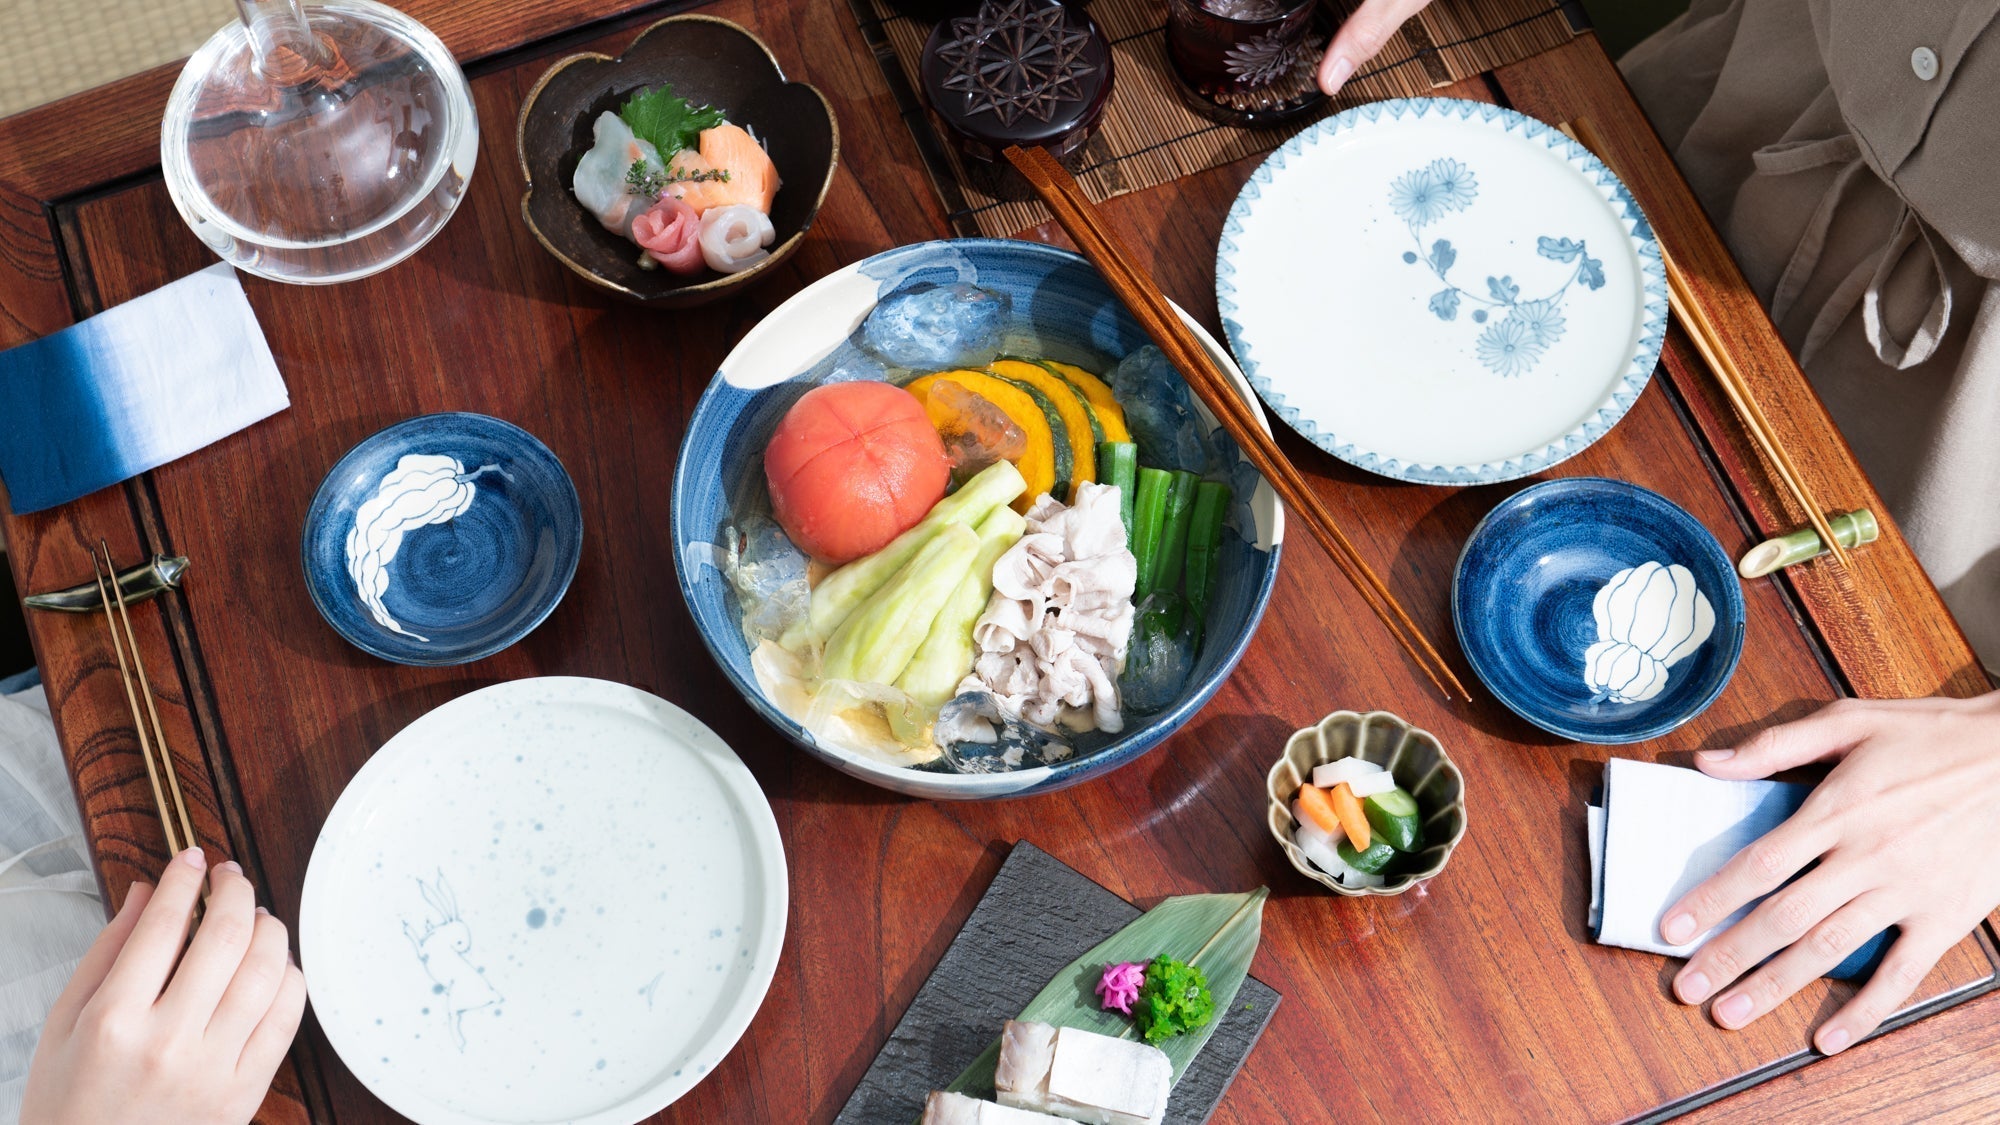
301 413 582 665
1218 98 1667 484
298 677 787 1125
1453 478 1746 744
671 238 1285 800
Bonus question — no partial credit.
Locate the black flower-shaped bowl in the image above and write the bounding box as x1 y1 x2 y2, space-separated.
517 15 838 307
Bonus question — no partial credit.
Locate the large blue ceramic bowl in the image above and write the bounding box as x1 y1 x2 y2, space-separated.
1453 477 1745 744
672 239 1285 799
302 412 583 666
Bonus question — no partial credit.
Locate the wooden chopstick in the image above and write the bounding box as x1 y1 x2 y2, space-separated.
1660 264 1850 566
1561 119 1850 568
90 543 197 856
1003 144 1471 702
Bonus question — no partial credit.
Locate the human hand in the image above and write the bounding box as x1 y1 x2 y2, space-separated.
1316 0 1434 97
20 848 308 1125
1659 693 2000 1054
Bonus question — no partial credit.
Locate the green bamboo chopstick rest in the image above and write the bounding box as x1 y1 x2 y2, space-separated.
1737 510 1878 578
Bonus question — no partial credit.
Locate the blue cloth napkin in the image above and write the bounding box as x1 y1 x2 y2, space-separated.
0 263 287 514
1588 758 1890 981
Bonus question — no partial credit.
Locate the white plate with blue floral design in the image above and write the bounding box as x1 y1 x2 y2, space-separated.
299 677 787 1125
1217 98 1667 484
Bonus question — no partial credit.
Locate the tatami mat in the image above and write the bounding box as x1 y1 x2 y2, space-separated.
0 0 232 120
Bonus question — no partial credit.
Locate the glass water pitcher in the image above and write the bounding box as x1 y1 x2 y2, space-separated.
160 0 479 284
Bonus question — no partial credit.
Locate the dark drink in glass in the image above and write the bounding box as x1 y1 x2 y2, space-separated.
1166 0 1325 126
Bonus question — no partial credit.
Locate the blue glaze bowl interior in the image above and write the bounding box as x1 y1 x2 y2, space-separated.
1452 477 1744 744
302 412 583 666
672 239 1286 799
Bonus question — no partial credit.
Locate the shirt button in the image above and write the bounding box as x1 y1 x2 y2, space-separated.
1912 46 1940 81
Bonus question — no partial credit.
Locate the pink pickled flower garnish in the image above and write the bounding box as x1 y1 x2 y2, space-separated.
1096 960 1147 1015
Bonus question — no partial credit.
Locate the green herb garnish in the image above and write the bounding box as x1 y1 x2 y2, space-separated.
1132 956 1214 1044
619 84 726 160
624 160 733 198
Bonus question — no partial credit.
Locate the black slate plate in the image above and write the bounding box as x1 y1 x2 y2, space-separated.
836 842 1280 1124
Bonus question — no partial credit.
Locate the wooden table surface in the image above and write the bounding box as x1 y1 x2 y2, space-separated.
4 2 1998 1122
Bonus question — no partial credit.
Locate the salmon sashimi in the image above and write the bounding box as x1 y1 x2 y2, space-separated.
667 123 780 214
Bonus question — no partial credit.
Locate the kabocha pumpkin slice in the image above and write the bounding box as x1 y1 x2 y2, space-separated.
996 358 1104 443
1039 359 1132 443
989 358 1096 493
908 370 1067 510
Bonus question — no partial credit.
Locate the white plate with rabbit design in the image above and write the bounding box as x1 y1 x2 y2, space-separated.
299 677 787 1125
1216 98 1668 484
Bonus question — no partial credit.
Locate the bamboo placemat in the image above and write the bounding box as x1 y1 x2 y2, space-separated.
850 0 1582 236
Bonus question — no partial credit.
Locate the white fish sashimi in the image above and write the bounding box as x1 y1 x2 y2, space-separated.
994 1020 1172 1125
697 203 776 273
924 1091 1071 1124
571 111 663 238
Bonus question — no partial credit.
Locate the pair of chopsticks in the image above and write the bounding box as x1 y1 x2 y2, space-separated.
88 541 199 856
1562 119 1850 568
1003 144 1471 702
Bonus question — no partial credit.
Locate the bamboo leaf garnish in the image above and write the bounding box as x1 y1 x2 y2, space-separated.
925 887 1269 1117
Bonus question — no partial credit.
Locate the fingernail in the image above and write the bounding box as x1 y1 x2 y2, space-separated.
1323 55 1354 96
1819 1027 1851 1054
1662 912 1696 945
1677 970 1712 1003
256 905 270 916
1697 749 1735 762
1714 993 1753 1027
287 947 298 968
219 860 243 875
178 847 207 868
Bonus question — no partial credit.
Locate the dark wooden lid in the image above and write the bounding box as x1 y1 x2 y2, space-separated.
920 0 1114 155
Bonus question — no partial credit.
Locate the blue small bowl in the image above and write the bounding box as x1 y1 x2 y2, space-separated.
302 413 582 666
672 238 1285 799
1453 478 1744 744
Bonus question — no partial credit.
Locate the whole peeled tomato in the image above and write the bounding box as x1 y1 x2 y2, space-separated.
764 381 950 564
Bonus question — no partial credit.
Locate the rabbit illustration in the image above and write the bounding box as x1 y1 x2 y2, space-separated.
401 871 502 1050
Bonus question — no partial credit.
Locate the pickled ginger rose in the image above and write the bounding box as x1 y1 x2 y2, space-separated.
631 195 704 275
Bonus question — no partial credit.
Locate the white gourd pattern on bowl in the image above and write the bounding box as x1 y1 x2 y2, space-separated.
344 454 502 640
1582 561 1715 705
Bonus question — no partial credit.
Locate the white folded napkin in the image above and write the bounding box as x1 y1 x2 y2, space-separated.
0 262 287 514
1588 758 1887 978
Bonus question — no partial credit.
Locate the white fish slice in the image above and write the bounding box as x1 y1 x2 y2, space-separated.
994 1020 1172 1125
925 1090 1072 1124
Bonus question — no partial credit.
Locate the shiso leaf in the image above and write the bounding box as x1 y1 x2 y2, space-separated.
619 84 725 159
926 887 1268 1117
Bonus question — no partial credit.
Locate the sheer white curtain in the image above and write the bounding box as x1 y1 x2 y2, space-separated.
0 683 104 1125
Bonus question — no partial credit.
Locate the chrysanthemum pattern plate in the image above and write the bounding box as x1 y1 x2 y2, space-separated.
1217 98 1667 484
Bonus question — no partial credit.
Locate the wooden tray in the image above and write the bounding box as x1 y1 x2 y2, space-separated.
2 2 1996 1121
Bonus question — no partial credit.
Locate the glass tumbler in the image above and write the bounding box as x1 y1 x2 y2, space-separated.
1165 0 1325 126
160 0 479 284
